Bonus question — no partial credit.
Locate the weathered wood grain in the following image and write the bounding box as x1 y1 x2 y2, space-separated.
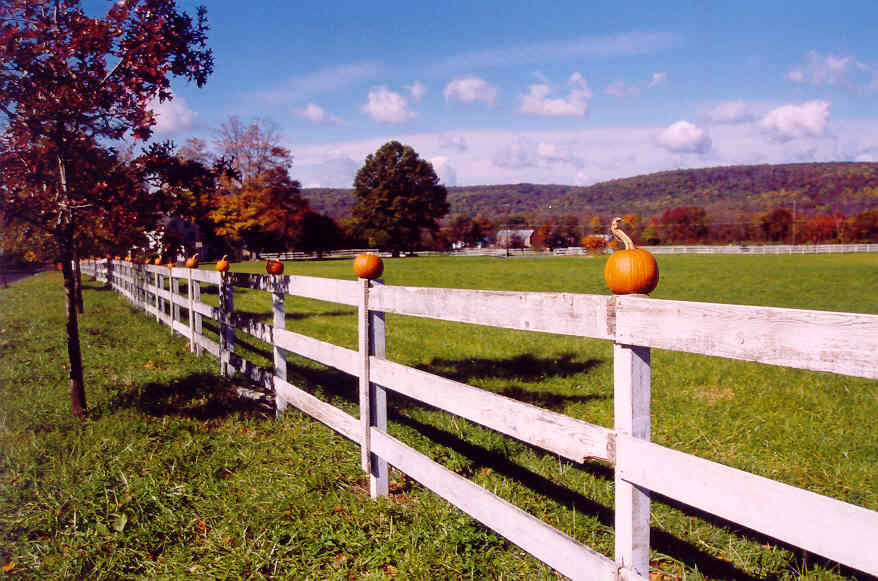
274 376 360 442
616 434 878 576
370 286 612 338
370 429 617 581
614 296 878 379
369 358 613 463
613 344 651 577
273 328 358 375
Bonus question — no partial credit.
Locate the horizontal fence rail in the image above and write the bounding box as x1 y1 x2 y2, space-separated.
79 258 878 579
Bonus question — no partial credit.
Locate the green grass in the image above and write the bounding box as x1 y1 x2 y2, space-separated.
2 253 877 580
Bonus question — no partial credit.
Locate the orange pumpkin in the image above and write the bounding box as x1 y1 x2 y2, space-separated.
185 253 199 268
265 259 284 275
604 217 659 295
154 257 162 266
216 255 230 272
353 253 384 280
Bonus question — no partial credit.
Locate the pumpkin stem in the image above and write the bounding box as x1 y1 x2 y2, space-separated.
610 217 636 250
220 255 228 261
191 253 199 261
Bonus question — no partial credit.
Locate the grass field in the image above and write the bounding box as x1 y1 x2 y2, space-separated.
1 253 876 580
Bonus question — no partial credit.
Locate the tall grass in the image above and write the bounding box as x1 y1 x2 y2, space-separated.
1 253 876 580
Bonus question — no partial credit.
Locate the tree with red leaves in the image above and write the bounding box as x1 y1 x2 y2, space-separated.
0 0 213 416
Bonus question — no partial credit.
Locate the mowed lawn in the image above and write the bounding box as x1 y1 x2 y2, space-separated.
1 253 876 580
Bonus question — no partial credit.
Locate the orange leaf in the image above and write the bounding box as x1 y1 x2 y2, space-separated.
2 561 14 572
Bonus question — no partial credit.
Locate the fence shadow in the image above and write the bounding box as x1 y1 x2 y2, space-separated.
104 372 271 420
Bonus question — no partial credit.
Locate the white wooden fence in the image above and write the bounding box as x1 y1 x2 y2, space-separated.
80 258 878 580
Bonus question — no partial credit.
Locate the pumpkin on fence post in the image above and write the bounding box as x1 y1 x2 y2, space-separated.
265 259 284 275
604 217 659 295
185 253 199 268
353 253 384 280
216 255 230 272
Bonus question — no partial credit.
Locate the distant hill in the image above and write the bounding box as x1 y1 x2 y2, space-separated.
302 162 878 220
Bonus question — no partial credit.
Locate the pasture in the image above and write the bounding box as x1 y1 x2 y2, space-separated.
1 253 876 579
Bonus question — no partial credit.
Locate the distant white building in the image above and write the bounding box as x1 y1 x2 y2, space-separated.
495 229 535 248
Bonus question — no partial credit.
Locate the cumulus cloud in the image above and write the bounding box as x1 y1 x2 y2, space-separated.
705 101 758 124
439 134 467 152
654 121 712 154
606 79 641 98
535 142 583 167
444 76 498 106
759 100 830 142
150 94 196 134
294 153 360 189
300 103 344 125
407 81 427 102
520 72 591 117
361 86 416 123
649 72 667 87
429 156 458 186
787 51 853 87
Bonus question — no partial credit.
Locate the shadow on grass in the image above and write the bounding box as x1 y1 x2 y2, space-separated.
104 372 271 421
281 360 869 581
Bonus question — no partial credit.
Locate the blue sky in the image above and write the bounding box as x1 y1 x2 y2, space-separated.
139 0 878 188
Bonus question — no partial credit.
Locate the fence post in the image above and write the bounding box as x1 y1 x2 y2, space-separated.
272 275 288 416
368 279 388 498
192 277 202 355
614 342 651 578
170 268 179 335
358 278 372 477
187 269 195 352
218 271 234 376
155 269 164 324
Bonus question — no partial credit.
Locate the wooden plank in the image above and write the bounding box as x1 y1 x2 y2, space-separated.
189 269 221 284
285 274 360 306
369 358 612 463
273 328 358 376
172 319 191 339
274 376 359 442
196 335 221 358
370 429 617 581
614 296 878 379
613 344 651 577
370 286 611 339
616 435 878 576
191 300 220 321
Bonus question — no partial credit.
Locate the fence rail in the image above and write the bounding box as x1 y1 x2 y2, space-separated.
79 258 878 580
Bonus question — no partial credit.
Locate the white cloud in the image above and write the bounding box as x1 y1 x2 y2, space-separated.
649 72 667 87
606 79 641 98
429 156 458 186
519 72 591 117
759 100 830 142
300 103 344 125
361 86 417 123
787 51 853 87
444 76 498 106
705 101 758 124
654 121 712 154
293 152 361 189
150 95 196 134
439 134 467 152
407 81 427 103
535 142 583 167
493 138 584 169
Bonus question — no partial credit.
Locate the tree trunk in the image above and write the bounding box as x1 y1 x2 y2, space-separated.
61 247 87 417
72 247 83 313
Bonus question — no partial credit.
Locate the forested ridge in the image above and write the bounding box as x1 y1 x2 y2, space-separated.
304 162 878 221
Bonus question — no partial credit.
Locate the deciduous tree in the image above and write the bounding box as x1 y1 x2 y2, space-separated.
352 141 449 257
0 0 213 416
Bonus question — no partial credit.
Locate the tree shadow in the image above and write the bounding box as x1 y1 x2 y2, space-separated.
102 372 271 420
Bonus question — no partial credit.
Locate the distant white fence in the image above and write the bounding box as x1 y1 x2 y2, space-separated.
81 258 878 580
259 248 379 261
643 243 878 255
